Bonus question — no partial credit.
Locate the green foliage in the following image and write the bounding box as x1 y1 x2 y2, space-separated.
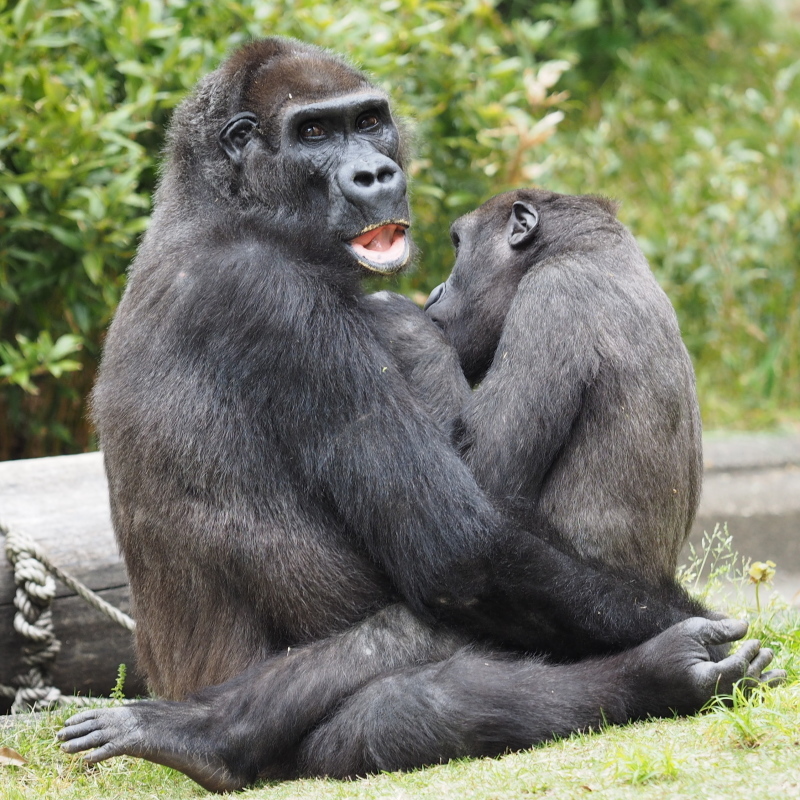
1 0 799 455
537 1 800 428
0 0 569 458
110 663 127 701
0 332 82 393
607 743 680 784
535 0 741 92
705 679 800 749
676 523 743 601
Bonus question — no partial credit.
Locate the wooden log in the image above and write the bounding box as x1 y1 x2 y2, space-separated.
0 452 146 711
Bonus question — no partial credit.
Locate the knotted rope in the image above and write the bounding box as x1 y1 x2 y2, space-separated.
1 522 135 712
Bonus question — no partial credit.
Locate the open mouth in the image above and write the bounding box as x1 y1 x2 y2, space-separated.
348 222 410 274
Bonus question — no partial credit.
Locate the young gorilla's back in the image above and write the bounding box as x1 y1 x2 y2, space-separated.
425 189 703 583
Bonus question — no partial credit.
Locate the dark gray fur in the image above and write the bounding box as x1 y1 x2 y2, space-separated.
58 44 781 792
414 189 702 583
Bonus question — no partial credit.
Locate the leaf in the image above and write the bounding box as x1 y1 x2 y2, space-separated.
49 334 83 361
0 746 27 767
1 183 30 215
11 0 34 32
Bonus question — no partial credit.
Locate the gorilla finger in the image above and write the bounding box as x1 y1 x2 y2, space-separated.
61 710 100 728
759 669 787 687
60 729 111 754
744 647 774 679
701 618 749 647
83 742 124 764
58 719 103 742
731 639 762 667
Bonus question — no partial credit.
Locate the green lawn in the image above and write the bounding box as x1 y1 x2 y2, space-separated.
2 673 799 800
3 594 798 800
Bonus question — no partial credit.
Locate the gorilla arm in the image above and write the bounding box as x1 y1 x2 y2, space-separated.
456 260 595 507
308 297 709 657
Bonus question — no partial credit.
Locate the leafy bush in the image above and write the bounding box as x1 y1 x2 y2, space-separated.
1 0 798 456
537 1 800 427
0 0 569 458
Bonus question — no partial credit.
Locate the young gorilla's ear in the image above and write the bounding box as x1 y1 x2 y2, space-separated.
507 201 540 249
219 112 258 164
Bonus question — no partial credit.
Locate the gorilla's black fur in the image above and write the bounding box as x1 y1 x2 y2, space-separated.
417 189 703 582
59 41 780 791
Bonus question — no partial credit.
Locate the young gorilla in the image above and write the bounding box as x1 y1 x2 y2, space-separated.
404 189 702 584
59 41 780 791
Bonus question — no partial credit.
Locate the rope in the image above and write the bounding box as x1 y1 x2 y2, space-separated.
1 522 135 712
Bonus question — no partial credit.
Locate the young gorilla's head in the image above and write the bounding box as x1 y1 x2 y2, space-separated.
424 188 620 383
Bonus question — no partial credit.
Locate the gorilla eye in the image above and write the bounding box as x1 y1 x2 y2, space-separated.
299 121 327 142
356 113 381 132
450 230 460 250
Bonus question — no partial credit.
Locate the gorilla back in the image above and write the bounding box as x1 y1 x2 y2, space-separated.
425 189 703 583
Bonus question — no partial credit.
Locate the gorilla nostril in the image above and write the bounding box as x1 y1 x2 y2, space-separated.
353 171 375 188
339 154 406 205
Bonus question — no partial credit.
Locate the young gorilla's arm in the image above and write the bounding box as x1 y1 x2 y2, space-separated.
456 261 595 503
362 283 588 505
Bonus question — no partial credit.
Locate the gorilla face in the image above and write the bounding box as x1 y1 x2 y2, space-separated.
217 52 410 275
425 193 537 383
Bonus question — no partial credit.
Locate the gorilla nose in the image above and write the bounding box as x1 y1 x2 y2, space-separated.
338 154 406 206
424 283 445 311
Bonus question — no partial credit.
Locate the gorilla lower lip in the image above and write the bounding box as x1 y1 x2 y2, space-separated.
349 224 408 269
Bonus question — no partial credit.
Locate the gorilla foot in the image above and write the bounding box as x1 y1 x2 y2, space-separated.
58 705 247 793
627 617 785 718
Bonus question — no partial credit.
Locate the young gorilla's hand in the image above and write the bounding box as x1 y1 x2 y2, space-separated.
363 291 451 372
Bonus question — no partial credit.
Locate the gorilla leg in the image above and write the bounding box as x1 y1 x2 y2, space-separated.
60 604 465 791
300 618 781 779
60 617 781 789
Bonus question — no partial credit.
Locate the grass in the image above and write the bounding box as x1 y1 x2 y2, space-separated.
2 674 799 800
2 528 799 800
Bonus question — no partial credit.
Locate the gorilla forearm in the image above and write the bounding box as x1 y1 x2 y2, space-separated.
419 525 710 659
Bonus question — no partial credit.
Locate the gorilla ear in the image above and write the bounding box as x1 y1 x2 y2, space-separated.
507 201 540 249
219 112 258 164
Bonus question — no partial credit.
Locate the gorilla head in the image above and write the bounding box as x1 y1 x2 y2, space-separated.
425 189 621 383
161 38 411 276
